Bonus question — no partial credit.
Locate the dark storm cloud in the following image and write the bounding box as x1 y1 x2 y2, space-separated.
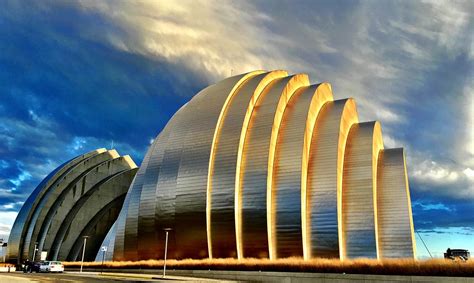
0 0 207 218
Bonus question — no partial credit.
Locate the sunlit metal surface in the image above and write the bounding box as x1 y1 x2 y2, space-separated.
306 99 358 259
10 70 418 263
342 122 383 259
267 74 310 259
377 148 416 258
208 71 281 258
234 71 288 259
206 71 266 258
300 83 334 259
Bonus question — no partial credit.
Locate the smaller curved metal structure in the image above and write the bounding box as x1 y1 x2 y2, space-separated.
7 149 137 264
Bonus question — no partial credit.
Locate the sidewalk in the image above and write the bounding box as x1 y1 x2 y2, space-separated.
67 271 239 282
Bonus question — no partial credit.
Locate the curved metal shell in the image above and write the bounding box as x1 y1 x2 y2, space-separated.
7 149 136 264
306 99 359 259
9 70 417 262
267 74 310 259
39 156 136 260
55 168 137 260
7 149 104 263
24 150 120 260
377 148 416 258
342 121 383 259
208 71 286 258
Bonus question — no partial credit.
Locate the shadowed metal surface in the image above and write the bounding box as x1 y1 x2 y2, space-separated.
67 196 126 261
208 71 282 258
342 122 383 259
7 149 136 264
306 99 358 259
23 150 119 261
39 156 136 260
55 168 137 260
377 148 416 259
7 149 104 264
95 221 117 262
136 125 174 260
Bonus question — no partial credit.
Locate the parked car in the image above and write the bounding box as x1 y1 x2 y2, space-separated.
31 262 41 273
39 261 64 273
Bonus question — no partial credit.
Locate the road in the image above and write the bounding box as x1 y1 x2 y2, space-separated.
0 272 226 282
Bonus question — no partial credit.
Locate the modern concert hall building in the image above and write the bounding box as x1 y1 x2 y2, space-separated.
8 70 416 264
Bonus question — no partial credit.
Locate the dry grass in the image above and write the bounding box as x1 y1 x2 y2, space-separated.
0 263 15 267
63 257 474 277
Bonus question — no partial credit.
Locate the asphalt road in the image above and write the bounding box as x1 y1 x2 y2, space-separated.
0 272 223 282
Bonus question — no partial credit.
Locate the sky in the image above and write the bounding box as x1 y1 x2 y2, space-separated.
0 0 472 259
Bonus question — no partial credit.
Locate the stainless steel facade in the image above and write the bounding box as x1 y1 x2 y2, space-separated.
10 70 416 263
106 70 415 261
107 70 415 261
7 149 137 264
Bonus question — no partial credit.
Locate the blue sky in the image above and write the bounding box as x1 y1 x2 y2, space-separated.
0 1 472 259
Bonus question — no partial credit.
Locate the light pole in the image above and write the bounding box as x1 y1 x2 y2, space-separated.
32 242 38 262
100 246 107 274
80 236 89 273
163 228 172 278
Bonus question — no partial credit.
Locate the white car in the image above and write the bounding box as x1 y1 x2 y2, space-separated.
39 261 64 273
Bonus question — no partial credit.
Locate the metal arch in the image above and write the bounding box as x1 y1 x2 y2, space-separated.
67 196 126 261
233 71 289 259
268 83 332 260
136 127 173 260
207 71 286 259
7 149 104 263
55 168 137 260
300 83 334 259
266 74 309 259
306 99 359 259
40 157 137 260
376 148 415 259
25 150 122 260
342 121 383 259
206 71 264 258
149 73 260 260
22 150 116 261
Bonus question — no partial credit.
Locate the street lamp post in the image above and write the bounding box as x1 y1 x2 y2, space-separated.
100 246 107 274
163 228 172 278
80 236 89 273
32 242 38 262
